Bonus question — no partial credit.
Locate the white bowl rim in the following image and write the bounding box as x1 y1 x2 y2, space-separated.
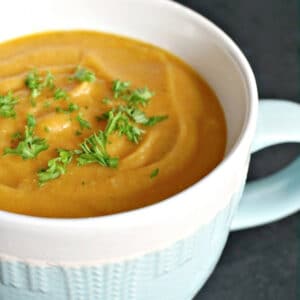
0 0 258 228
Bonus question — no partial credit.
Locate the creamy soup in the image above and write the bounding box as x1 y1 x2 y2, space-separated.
0 31 226 218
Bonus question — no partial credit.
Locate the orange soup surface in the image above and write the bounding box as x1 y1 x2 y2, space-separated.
0 31 226 217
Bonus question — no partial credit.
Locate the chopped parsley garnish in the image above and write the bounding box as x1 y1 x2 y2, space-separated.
144 115 168 126
118 119 144 144
150 168 159 178
4 114 49 159
54 88 68 100
104 110 122 135
25 70 55 106
55 107 64 113
56 103 79 114
77 131 118 168
112 80 154 107
1 72 168 186
112 79 131 98
112 112 144 144
101 110 144 144
11 131 22 141
96 111 110 122
69 66 96 82
121 106 168 126
97 105 167 144
44 71 55 90
102 97 112 105
68 103 79 112
25 70 42 100
126 87 154 107
119 106 148 124
43 100 52 108
0 91 18 118
38 149 74 185
76 114 91 130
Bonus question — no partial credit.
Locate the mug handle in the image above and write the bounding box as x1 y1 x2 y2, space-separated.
231 99 300 231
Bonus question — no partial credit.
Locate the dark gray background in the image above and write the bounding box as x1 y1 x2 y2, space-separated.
172 0 300 299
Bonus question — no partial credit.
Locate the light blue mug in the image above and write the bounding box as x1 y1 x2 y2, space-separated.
1 1 300 299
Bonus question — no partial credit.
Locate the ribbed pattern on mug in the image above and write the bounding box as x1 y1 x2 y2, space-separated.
63 259 141 300
0 210 226 300
0 260 48 293
27 264 48 292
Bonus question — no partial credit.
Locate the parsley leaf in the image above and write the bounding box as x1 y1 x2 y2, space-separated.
105 110 144 144
143 115 168 126
25 70 41 106
68 103 79 112
43 100 52 108
119 106 148 124
38 149 74 185
56 103 79 114
150 168 159 178
69 66 96 82
97 106 167 144
118 106 168 126
25 70 55 106
54 88 68 100
105 110 122 135
11 131 22 141
111 79 154 107
0 91 19 118
112 79 131 98
111 80 154 107
4 114 49 159
102 97 112 105
76 114 91 130
126 87 154 107
97 79 167 145
115 115 144 144
96 111 110 122
43 71 55 90
77 131 119 168
27 114 36 127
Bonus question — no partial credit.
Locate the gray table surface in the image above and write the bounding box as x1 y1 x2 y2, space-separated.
172 0 299 299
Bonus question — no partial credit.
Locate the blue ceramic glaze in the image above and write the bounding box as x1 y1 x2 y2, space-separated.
232 100 300 230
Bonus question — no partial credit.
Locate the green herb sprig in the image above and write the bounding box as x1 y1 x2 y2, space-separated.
112 79 131 98
25 70 55 106
112 80 154 107
0 91 18 118
69 66 96 83
77 131 118 168
38 149 75 185
4 114 49 159
54 88 68 100
109 110 144 143
76 114 91 130
56 103 79 114
120 106 168 126
34 77 168 185
150 168 159 178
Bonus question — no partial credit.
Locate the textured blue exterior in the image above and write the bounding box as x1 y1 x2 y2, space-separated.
0 188 242 300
